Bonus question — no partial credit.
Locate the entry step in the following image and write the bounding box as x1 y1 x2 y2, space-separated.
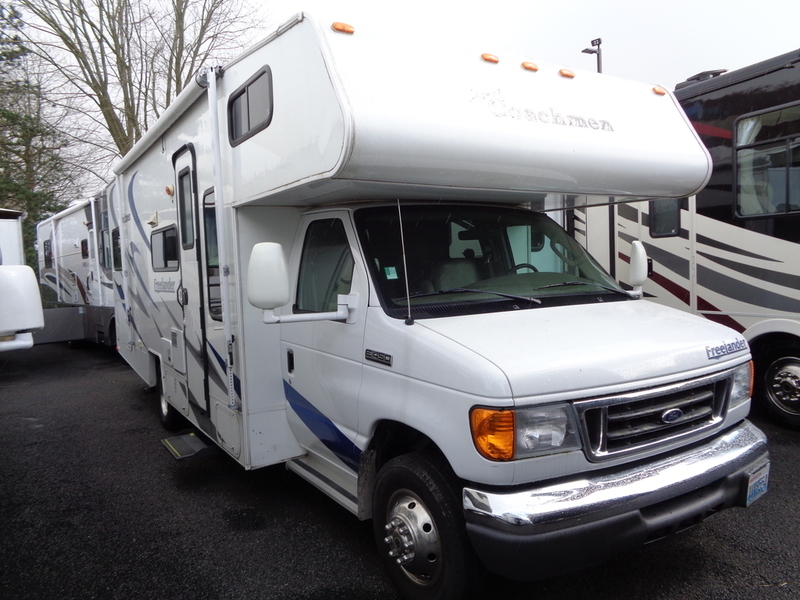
161 431 214 460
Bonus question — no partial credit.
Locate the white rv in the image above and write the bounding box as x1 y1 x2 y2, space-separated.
112 13 770 599
0 208 44 351
35 188 118 347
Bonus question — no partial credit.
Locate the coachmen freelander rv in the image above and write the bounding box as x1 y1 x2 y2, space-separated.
111 13 769 599
576 49 800 430
36 187 119 347
0 208 43 351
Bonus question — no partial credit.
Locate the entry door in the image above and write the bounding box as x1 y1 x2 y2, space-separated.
174 147 209 413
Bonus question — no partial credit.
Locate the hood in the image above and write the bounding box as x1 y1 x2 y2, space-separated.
417 300 749 401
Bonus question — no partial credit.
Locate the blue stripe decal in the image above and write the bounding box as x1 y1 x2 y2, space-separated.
283 380 361 472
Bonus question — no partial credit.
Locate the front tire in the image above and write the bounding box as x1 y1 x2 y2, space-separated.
372 453 484 600
758 341 800 429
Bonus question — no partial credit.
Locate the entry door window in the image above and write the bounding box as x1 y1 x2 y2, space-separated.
296 219 354 313
177 169 195 249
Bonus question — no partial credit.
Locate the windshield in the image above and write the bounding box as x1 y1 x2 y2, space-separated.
354 205 628 319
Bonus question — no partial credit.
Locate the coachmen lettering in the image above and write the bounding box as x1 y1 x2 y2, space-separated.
471 89 614 131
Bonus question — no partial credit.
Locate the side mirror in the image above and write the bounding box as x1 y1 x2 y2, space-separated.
629 240 648 297
247 242 290 310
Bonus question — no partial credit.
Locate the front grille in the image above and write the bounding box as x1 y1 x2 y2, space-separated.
574 371 732 461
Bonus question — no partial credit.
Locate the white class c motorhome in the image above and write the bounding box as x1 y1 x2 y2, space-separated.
35 188 119 347
111 13 770 599
0 208 44 351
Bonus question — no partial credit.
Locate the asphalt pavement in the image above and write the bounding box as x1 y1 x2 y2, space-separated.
1 343 798 600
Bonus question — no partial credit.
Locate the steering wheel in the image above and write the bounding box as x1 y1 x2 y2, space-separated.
507 263 538 274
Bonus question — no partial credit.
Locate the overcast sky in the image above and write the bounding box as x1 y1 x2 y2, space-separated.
266 0 800 90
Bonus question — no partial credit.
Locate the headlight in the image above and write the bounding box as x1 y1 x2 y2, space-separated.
470 404 582 461
729 361 754 409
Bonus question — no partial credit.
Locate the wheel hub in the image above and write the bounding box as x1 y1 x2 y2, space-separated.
771 363 800 405
382 491 442 586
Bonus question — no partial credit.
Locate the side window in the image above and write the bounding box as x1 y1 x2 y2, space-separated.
43 239 53 268
203 191 221 321
177 169 194 249
296 219 354 313
99 229 112 269
507 225 553 272
228 66 274 146
649 198 681 238
736 103 800 217
152 226 179 272
112 228 121 271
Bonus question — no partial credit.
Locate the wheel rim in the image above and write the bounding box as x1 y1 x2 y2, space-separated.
382 489 442 587
766 357 800 416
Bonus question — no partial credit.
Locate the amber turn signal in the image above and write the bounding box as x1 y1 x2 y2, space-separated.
470 408 515 461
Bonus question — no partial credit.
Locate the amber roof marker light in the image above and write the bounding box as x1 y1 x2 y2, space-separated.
481 53 500 64
653 86 668 96
521 61 539 72
331 22 355 34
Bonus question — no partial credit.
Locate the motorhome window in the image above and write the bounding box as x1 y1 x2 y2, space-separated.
354 205 623 319
228 66 274 146
295 219 354 313
81 239 89 259
649 198 682 237
112 228 121 271
152 226 179 271
43 239 52 268
735 103 800 217
177 169 194 249
99 230 112 269
203 191 221 321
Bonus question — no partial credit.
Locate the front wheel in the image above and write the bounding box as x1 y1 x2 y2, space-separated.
758 342 800 429
372 453 484 600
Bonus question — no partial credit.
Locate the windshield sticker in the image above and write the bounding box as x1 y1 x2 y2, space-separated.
384 266 398 280
706 338 747 360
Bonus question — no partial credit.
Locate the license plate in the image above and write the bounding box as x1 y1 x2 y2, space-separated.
746 462 770 506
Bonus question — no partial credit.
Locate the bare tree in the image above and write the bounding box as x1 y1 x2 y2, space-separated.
19 0 261 157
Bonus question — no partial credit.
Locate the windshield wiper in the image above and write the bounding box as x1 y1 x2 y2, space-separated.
530 280 634 298
407 288 542 304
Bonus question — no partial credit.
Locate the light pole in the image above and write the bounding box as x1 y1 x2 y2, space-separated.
581 38 602 73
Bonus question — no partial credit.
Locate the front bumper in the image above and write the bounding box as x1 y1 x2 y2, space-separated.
463 420 769 580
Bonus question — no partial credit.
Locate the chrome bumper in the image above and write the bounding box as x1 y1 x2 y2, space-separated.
463 419 768 532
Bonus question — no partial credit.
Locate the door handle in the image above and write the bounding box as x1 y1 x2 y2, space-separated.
177 285 188 306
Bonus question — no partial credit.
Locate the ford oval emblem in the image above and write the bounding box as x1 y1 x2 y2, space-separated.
661 408 684 424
